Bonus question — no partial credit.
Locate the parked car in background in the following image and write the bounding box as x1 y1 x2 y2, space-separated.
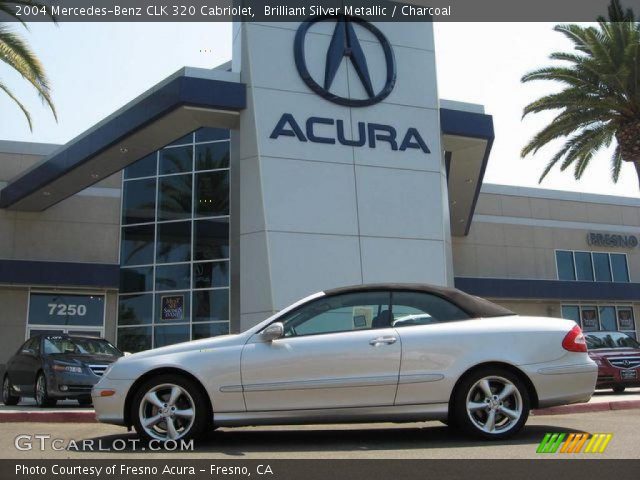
586 331 640 393
92 283 597 442
2 334 123 407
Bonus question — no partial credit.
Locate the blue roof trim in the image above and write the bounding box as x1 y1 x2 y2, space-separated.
0 75 245 209
440 108 494 140
455 277 640 302
440 108 495 236
0 260 119 289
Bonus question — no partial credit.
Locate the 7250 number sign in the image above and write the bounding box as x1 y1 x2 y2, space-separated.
47 303 87 316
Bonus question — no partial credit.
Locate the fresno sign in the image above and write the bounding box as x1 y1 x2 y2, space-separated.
270 15 430 155
587 232 639 249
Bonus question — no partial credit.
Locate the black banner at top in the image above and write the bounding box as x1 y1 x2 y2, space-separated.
1 0 640 22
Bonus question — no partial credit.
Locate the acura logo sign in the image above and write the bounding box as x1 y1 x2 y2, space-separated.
270 16 429 154
294 15 396 107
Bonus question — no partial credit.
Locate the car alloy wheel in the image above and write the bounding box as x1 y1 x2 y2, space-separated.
465 376 523 434
454 367 530 439
36 375 46 406
2 377 9 400
35 373 55 408
138 383 197 441
2 376 19 406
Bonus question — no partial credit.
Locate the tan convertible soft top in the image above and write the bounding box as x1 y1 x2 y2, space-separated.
324 283 515 319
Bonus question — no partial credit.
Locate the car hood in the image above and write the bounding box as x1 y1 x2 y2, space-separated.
48 353 120 365
588 348 640 358
118 332 248 361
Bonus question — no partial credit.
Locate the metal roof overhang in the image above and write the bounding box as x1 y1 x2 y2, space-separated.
0 70 491 238
440 106 495 236
0 68 245 211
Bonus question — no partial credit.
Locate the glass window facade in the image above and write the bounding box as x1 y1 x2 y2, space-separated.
556 250 630 283
118 128 231 352
555 251 575 281
562 304 636 340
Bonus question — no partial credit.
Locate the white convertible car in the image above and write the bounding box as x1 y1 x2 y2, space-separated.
93 284 597 441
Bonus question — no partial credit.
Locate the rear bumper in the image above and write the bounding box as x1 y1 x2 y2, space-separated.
522 361 598 409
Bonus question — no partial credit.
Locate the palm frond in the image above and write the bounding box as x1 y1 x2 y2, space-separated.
0 78 33 130
0 24 57 120
522 1 640 185
611 144 623 182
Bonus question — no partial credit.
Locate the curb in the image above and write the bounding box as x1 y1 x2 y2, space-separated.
533 399 640 416
0 411 97 423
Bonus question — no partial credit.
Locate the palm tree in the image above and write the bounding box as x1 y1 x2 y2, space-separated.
0 0 56 130
521 0 640 189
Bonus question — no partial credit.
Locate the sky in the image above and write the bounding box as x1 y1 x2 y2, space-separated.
0 21 638 198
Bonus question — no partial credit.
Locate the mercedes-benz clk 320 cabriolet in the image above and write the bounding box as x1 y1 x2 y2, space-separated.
92 284 597 442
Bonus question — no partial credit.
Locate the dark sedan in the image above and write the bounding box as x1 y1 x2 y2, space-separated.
586 331 640 393
2 334 123 407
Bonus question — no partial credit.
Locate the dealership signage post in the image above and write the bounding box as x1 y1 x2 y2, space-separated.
234 17 452 330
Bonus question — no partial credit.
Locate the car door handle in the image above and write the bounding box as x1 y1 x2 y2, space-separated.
369 336 397 346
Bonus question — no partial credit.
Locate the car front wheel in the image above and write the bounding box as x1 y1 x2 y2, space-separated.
453 368 530 440
132 374 209 443
35 373 57 408
2 375 19 406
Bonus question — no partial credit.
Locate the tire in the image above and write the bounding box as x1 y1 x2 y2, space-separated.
131 374 210 443
612 386 626 393
2 375 19 406
452 367 530 440
78 395 93 406
34 372 57 408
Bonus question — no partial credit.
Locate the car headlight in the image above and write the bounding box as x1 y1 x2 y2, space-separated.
52 363 83 374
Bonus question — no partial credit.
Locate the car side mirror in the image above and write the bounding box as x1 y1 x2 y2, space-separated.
261 322 284 342
21 348 35 356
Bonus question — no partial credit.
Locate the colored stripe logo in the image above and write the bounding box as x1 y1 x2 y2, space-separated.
536 433 612 454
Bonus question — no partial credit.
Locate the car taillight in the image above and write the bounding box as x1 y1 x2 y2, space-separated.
562 325 587 352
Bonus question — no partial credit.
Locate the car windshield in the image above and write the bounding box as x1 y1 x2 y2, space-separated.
586 332 640 350
43 336 121 356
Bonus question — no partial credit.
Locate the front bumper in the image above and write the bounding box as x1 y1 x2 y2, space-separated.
47 371 100 398
595 364 640 389
91 378 133 426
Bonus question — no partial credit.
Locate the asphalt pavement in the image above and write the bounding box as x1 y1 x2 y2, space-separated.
0 410 637 459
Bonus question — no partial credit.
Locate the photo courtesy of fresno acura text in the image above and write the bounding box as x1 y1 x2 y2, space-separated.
0 0 639 479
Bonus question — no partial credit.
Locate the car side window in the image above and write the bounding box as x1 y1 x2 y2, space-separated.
17 339 31 354
280 291 391 337
391 291 470 327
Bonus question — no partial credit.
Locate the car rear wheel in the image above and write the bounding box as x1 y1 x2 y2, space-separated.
613 386 626 393
453 368 530 440
132 374 209 443
2 375 19 406
35 373 56 408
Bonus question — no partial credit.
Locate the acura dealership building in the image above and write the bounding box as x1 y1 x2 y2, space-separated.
0 18 638 366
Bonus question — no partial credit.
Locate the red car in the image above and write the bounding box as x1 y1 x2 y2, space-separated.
586 331 640 393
